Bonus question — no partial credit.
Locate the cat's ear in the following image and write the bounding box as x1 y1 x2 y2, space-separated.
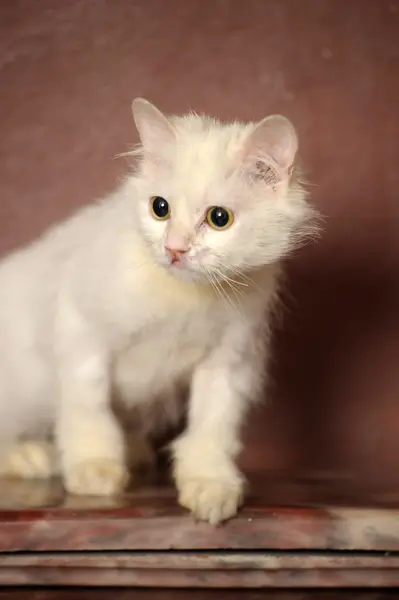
242 115 298 184
132 98 175 154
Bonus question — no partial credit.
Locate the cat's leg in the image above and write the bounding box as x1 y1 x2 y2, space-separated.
57 353 128 496
0 384 58 479
0 440 58 479
172 321 266 524
55 307 128 497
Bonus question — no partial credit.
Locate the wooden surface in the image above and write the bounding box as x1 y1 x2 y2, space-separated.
0 472 399 553
0 551 399 588
0 472 398 589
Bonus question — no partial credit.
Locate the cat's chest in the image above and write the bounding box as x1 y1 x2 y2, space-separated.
112 310 221 402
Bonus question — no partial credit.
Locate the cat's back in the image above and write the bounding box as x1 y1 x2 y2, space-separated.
0 191 131 415
0 189 130 324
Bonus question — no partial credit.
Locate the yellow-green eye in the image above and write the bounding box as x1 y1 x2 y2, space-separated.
150 196 170 220
206 206 234 230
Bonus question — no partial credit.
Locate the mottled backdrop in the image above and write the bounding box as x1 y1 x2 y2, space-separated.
1 0 399 485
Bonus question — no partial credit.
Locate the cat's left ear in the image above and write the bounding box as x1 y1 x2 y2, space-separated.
242 115 298 181
132 98 176 154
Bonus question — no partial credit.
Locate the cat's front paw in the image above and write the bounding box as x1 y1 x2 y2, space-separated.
177 477 244 524
64 459 129 496
0 441 58 479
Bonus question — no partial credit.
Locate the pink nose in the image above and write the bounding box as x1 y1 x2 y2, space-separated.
165 246 187 264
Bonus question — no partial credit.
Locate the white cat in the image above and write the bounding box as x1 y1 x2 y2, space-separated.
0 99 316 523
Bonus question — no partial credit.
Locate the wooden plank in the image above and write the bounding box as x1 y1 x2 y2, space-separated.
1 475 399 552
1 506 399 552
0 552 398 588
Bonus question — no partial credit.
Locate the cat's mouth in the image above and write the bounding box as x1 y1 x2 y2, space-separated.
158 248 209 283
170 256 185 269
166 260 206 284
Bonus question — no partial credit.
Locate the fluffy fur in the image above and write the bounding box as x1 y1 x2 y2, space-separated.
0 99 316 523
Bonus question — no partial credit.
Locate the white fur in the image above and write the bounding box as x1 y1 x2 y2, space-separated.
0 99 316 523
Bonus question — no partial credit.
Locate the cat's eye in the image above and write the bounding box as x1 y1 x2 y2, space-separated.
150 196 170 221
206 206 234 230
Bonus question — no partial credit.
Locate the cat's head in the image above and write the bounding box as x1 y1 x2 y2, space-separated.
130 98 317 284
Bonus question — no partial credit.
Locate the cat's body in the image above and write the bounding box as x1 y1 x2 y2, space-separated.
0 100 315 522
0 191 273 435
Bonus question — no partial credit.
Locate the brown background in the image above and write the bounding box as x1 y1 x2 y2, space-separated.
0 0 398 486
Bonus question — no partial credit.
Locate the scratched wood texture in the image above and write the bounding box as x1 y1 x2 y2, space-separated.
0 473 399 552
0 475 398 588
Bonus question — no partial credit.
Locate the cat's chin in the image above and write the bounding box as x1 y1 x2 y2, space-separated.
167 264 204 284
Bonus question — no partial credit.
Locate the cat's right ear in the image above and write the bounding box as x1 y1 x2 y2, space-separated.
241 115 298 186
132 98 175 154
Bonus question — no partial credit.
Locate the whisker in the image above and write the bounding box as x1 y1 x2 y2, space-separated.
204 267 224 306
206 267 244 320
212 267 246 299
216 271 248 288
206 268 236 317
224 265 265 294
214 270 246 315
